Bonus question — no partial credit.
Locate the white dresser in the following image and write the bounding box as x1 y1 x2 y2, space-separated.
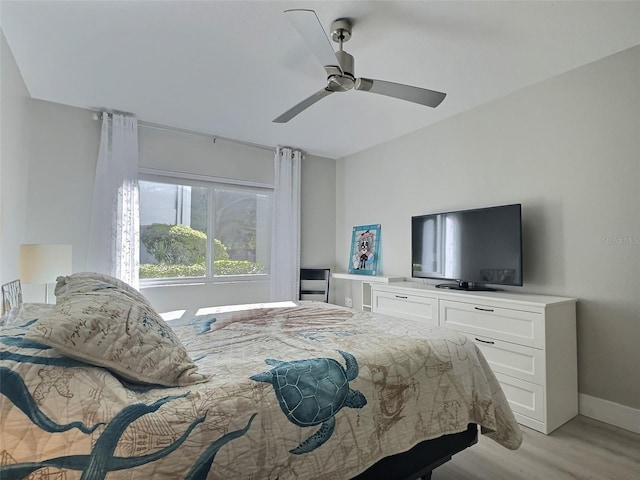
370 282 577 434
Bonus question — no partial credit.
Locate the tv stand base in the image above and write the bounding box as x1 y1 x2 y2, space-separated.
436 282 496 292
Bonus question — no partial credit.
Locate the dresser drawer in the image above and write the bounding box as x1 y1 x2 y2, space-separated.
471 335 544 385
440 299 543 348
494 372 544 423
371 289 438 326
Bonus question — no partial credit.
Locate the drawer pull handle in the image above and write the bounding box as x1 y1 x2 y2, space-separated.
395 295 408 299
474 306 494 312
475 337 495 345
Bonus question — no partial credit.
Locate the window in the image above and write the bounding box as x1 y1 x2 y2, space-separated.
139 173 272 282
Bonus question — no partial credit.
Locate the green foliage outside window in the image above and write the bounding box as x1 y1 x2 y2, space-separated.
140 262 206 278
139 260 265 278
141 224 209 264
139 223 263 279
213 260 265 276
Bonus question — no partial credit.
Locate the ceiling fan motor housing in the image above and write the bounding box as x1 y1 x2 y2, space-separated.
327 50 355 91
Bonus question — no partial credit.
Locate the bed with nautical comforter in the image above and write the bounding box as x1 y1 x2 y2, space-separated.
0 273 522 479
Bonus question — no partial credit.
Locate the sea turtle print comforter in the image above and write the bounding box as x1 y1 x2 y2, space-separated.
1 301 522 479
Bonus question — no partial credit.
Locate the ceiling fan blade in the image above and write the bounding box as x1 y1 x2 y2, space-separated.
355 78 446 108
273 88 334 123
285 9 342 74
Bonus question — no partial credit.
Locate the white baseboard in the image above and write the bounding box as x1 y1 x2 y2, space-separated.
579 393 640 434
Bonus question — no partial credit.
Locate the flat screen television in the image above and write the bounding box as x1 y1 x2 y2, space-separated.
411 204 523 291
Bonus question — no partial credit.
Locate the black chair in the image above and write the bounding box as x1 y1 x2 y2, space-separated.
299 268 330 303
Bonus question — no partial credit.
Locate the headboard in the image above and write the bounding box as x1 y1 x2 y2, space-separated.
1 279 23 315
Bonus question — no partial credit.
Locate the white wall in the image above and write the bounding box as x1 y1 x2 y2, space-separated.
0 31 30 284
301 154 336 269
25 100 100 277
336 45 640 411
1 31 102 298
139 126 274 184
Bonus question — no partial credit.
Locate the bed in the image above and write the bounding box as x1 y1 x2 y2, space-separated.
0 273 522 479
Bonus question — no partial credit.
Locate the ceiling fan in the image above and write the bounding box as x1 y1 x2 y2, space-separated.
273 9 446 123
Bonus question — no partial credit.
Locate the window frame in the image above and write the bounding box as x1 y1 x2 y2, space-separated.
138 168 273 286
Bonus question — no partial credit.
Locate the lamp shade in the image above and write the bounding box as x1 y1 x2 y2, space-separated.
20 244 72 284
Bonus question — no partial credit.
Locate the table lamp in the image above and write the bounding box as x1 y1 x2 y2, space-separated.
20 244 72 303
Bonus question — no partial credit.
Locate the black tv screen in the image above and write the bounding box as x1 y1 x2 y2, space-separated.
411 204 523 290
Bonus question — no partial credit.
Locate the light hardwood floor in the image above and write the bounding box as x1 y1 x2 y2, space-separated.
432 415 640 480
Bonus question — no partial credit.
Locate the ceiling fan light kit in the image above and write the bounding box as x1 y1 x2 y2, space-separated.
274 9 446 123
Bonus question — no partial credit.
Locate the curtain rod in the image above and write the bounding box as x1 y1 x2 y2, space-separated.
94 112 275 153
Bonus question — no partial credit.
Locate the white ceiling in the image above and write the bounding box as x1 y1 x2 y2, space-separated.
2 1 640 159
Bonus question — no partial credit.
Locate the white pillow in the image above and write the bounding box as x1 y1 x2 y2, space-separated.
26 287 208 387
54 272 152 307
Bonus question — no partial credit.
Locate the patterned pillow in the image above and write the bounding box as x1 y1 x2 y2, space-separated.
54 272 151 308
26 287 208 386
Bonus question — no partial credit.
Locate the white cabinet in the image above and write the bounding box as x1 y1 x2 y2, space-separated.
370 284 438 326
439 299 543 348
370 282 577 434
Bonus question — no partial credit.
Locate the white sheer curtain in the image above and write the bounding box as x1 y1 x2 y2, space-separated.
270 147 302 301
87 113 140 288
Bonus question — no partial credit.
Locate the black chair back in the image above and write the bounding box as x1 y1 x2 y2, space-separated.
299 268 330 303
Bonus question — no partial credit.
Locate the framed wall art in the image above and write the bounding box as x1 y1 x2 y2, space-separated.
348 224 381 275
